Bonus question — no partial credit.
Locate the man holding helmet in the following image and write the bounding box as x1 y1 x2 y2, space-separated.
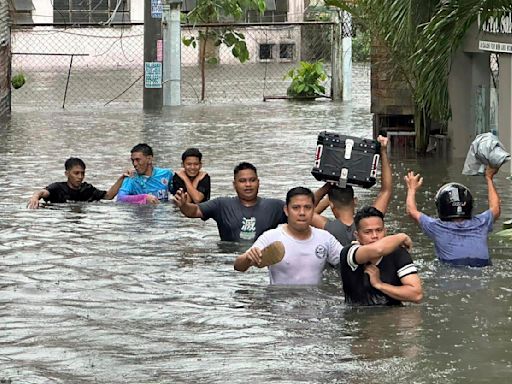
404 166 500 267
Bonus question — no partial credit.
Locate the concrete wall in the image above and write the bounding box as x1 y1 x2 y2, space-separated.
370 39 414 116
0 0 10 117
447 49 474 158
181 26 301 66
447 48 493 158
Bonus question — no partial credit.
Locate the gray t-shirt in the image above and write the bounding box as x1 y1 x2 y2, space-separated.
324 218 356 246
199 197 287 242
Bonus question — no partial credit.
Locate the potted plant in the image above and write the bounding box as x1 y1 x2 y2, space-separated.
285 60 327 98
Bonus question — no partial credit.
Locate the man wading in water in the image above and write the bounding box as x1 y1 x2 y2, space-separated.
174 162 286 242
234 187 342 285
28 157 127 209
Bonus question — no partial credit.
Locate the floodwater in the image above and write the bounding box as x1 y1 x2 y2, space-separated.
1 66 512 383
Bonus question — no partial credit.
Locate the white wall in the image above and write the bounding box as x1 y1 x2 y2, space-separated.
181 26 301 66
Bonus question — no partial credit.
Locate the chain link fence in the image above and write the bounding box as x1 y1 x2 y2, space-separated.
11 24 144 108
11 21 336 108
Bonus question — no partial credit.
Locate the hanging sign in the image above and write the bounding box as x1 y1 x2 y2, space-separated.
151 0 163 18
145 62 162 88
479 40 512 54
157 39 163 62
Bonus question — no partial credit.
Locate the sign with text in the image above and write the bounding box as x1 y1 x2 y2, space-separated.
157 39 163 62
151 0 163 18
479 40 512 54
145 62 162 88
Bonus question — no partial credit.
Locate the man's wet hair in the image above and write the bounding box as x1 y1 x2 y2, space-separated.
182 147 202 162
64 157 86 171
328 185 355 207
131 143 153 157
234 162 257 178
286 186 315 206
354 206 385 229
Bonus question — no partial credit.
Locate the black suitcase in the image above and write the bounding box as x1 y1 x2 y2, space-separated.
311 131 381 188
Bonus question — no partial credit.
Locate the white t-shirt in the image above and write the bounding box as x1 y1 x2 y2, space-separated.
252 225 343 285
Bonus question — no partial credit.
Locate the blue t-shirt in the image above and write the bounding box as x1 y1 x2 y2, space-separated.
118 167 174 201
419 210 494 267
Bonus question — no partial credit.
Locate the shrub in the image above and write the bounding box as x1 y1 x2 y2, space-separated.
285 61 327 97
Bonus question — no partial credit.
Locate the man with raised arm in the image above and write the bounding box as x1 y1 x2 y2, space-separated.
174 162 286 242
405 166 500 267
312 135 392 246
340 206 423 306
117 143 174 205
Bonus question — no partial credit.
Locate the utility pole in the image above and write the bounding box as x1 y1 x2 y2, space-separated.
143 0 163 110
162 0 182 106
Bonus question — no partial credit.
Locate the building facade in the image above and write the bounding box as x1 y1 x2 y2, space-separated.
449 14 512 164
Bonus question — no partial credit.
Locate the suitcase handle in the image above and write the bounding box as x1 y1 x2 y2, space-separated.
338 168 348 188
345 139 354 160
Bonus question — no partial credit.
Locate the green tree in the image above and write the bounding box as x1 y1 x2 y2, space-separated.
326 0 512 153
182 0 266 101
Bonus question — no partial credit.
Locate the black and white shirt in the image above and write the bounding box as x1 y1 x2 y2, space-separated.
340 243 417 306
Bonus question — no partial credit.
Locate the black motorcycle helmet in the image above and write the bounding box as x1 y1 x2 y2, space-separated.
435 182 473 220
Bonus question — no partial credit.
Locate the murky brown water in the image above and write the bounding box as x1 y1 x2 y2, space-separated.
1 66 511 383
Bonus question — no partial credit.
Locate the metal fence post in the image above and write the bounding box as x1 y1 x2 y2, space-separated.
62 54 74 109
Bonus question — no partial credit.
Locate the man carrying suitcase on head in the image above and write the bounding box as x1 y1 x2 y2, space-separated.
311 134 392 246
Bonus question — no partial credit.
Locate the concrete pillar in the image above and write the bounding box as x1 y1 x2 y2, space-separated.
331 13 343 101
332 11 352 101
497 54 512 175
448 50 473 158
342 11 352 101
163 2 181 106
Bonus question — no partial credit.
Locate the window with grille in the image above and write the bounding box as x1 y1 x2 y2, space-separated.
259 44 274 60
279 43 294 60
53 0 131 24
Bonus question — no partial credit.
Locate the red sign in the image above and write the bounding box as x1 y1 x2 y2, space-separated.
157 39 163 62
